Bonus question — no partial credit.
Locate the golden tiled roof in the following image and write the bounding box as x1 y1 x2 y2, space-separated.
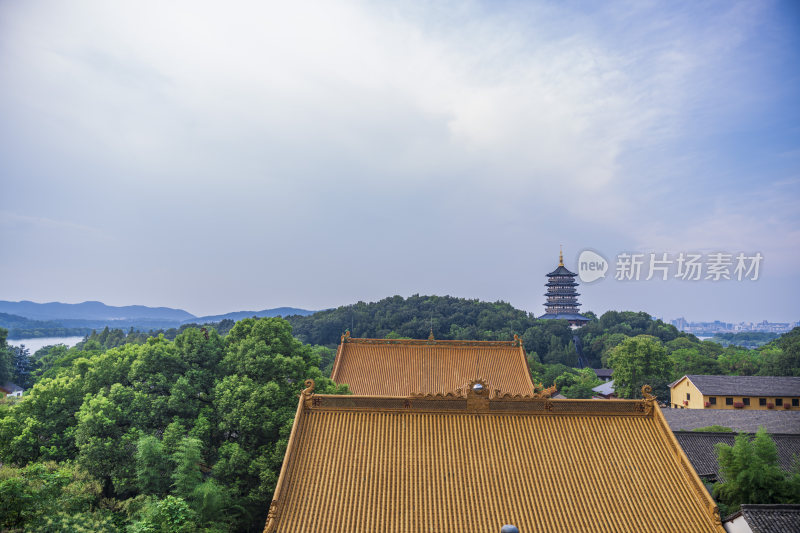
263 382 725 533
330 333 536 396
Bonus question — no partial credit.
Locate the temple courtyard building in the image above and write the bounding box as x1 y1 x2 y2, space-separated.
669 375 800 410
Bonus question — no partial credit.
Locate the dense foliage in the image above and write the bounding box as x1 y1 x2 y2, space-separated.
285 295 799 399
0 318 347 532
286 296 689 367
713 428 800 516
711 331 780 349
2 295 798 530
607 335 671 400
75 320 238 350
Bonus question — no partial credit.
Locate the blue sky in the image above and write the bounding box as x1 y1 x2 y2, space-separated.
1 0 798 322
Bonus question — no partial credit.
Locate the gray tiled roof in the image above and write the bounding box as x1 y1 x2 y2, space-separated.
593 368 613 379
592 380 615 396
674 432 800 480
661 408 800 434
724 505 800 533
675 375 800 396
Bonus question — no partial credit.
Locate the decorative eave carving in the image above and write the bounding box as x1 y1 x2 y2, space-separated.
262 501 279 533
710 504 722 526
410 390 463 400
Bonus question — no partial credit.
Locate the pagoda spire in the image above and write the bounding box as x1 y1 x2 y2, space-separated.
559 246 564 267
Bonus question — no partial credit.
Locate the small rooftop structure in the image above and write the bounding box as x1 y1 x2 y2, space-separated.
0 382 23 398
263 382 726 532
592 379 616 399
594 368 614 381
330 332 536 397
722 504 800 533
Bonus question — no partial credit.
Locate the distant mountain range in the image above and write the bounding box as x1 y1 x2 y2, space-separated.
0 300 195 321
189 308 315 323
0 301 316 338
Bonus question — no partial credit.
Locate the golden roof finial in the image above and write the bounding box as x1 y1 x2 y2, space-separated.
559 245 564 267
428 327 435 341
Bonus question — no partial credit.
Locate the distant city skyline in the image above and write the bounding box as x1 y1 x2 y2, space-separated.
1 1 798 323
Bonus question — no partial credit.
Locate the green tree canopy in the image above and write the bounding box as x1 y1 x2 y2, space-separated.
607 335 670 400
713 427 800 515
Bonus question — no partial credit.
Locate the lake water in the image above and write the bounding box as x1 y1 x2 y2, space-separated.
8 336 85 354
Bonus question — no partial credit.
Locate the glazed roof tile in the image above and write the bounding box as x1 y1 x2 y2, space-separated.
263 383 726 533
330 335 535 396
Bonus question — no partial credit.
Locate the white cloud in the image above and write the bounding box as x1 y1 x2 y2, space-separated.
0 0 796 317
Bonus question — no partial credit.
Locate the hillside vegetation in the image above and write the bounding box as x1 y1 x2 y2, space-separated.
1 295 797 531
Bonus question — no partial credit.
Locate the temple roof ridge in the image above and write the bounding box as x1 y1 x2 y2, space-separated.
340 335 521 347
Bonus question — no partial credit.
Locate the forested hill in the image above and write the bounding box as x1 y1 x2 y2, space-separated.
0 312 91 339
1 304 797 531
286 295 537 346
285 295 688 365
188 307 315 324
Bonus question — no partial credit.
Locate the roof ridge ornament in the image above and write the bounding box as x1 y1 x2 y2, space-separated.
559 245 564 267
341 330 351 342
301 379 315 409
495 382 557 400
465 378 491 410
641 384 655 401
411 380 558 403
637 384 656 415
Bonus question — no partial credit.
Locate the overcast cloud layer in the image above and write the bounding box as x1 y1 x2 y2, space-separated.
1 0 798 322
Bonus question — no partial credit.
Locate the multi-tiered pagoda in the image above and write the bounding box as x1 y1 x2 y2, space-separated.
539 249 590 327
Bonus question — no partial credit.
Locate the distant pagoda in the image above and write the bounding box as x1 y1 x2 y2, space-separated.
539 249 590 327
